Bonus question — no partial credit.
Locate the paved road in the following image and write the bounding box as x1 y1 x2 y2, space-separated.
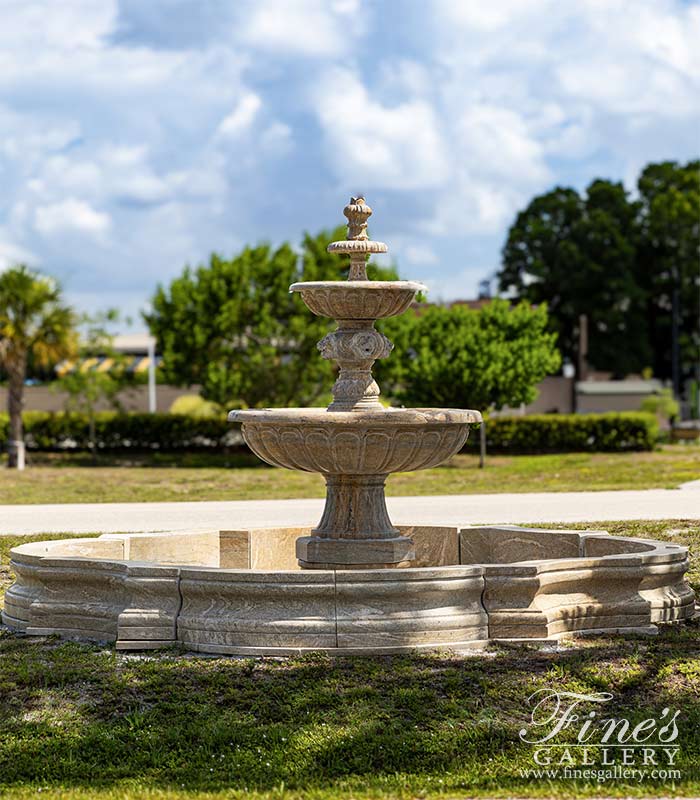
1 487 698 534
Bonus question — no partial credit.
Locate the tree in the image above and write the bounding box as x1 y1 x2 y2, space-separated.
145 228 398 409
636 160 700 387
56 310 133 457
377 299 561 411
498 160 700 385
0 265 76 468
498 180 648 377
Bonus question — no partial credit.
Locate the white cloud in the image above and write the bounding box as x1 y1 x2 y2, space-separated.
0 0 116 50
422 267 493 303
0 1 192 93
402 244 438 267
436 0 552 32
260 122 293 155
0 232 38 269
236 0 363 57
390 0 700 241
455 106 550 184
312 67 448 190
0 105 81 163
34 199 111 237
217 93 262 137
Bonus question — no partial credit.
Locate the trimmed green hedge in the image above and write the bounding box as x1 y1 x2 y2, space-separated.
0 412 236 452
469 412 659 454
0 410 658 454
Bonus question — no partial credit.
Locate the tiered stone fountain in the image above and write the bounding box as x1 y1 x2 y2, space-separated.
230 196 480 570
2 198 695 655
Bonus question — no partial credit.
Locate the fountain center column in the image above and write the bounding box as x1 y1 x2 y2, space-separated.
295 196 417 569
297 474 413 569
318 320 393 411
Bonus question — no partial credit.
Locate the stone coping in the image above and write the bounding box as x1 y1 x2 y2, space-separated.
228 408 482 425
7 524 686 570
289 280 425 292
3 525 694 654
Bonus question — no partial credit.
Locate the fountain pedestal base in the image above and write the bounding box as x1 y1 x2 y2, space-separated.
297 535 415 569
297 473 415 569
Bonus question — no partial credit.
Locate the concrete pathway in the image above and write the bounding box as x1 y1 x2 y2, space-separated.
1 487 698 534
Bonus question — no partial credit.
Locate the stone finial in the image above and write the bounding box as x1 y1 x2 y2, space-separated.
344 196 371 240
326 195 388 281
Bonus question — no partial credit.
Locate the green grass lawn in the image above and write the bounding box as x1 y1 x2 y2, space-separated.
0 521 699 799
0 445 698 504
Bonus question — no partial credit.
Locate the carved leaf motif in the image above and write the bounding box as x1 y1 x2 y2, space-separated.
317 330 393 362
300 287 417 320
241 422 471 475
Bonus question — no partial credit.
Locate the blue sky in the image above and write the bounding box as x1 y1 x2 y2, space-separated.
0 0 698 330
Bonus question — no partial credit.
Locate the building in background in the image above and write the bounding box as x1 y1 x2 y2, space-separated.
2 334 196 414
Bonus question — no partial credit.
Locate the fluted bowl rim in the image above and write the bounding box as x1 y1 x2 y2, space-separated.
229 407 482 425
289 280 427 293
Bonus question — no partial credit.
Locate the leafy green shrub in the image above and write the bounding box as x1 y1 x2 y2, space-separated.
169 394 223 419
378 300 561 410
640 388 680 425
0 411 237 452
468 412 659 454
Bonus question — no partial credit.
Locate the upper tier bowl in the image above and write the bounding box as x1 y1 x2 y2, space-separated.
228 407 481 475
290 280 426 320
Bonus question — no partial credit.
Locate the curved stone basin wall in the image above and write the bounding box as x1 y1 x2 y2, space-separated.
2 526 694 655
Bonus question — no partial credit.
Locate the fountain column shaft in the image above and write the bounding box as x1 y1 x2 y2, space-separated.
318 321 393 411
348 254 368 280
296 474 415 569
315 474 397 539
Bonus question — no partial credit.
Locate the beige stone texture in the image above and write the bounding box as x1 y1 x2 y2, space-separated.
103 530 220 566
2 525 694 653
583 535 656 556
218 530 250 569
2 553 44 632
5 197 692 647
291 282 423 321
231 408 479 474
466 526 695 640
250 528 307 569
177 568 337 654
4 537 186 648
335 566 487 650
24 557 127 642
296 534 415 569
404 526 459 567
117 564 181 648
460 526 584 564
219 528 307 570
22 537 125 560
217 525 459 570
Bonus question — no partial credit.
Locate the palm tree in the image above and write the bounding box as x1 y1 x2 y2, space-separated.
0 265 77 468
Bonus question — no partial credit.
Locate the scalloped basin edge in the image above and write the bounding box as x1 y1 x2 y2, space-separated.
2 525 694 655
228 408 482 474
289 281 427 319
